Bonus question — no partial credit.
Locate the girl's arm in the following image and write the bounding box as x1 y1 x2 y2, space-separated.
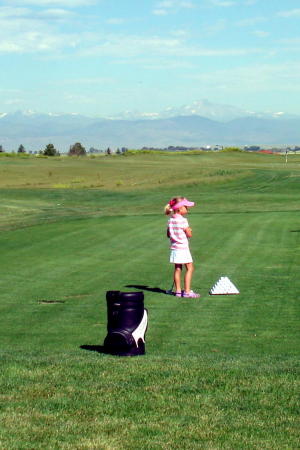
184 227 192 238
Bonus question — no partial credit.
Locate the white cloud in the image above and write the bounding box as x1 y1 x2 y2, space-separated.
170 29 189 37
0 12 79 54
0 6 31 18
185 62 300 93
0 31 76 53
0 5 73 26
153 9 168 16
153 0 195 15
235 16 267 27
80 35 185 58
279 37 300 45
80 32 262 61
0 3 265 61
157 1 174 6
4 98 23 105
54 76 116 86
252 30 270 38
63 93 96 104
138 59 196 71
179 1 195 8
37 8 75 18
106 18 125 25
277 8 300 18
0 4 80 54
3 0 95 6
210 0 236 7
204 19 227 35
0 10 263 61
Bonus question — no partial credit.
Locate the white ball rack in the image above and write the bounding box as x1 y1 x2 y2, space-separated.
209 276 239 295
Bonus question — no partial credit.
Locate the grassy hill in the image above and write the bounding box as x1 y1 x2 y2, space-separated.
0 152 299 448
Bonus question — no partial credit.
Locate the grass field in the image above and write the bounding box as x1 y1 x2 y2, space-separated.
0 152 299 449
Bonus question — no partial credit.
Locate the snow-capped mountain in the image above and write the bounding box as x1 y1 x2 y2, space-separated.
109 99 297 122
0 103 299 152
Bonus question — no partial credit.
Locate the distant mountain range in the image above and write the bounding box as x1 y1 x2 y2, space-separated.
109 99 298 122
1 103 300 152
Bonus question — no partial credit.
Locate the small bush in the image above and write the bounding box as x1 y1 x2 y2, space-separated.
52 183 71 188
220 147 244 152
0 152 31 158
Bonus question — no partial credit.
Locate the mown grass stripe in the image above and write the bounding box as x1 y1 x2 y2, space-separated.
0 153 299 448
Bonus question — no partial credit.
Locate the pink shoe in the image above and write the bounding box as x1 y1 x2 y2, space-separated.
175 291 183 297
182 290 200 298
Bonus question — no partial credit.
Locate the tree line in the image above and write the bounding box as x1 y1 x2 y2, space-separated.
0 143 128 156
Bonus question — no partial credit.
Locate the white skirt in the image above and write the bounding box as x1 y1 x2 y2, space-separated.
170 248 193 264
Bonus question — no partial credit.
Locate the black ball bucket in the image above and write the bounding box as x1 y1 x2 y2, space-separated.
104 291 148 356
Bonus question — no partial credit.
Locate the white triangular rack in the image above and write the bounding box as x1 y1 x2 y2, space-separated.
209 276 239 295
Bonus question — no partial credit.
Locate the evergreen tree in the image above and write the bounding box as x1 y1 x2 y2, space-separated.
17 144 26 153
43 143 59 156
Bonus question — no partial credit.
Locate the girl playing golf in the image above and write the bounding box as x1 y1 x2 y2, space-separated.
165 196 200 298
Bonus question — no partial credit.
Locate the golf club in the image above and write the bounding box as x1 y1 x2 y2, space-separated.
165 280 175 295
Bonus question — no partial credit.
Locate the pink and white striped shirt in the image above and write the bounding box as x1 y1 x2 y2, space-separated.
168 213 190 250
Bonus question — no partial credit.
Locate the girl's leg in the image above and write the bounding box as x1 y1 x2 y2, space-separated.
174 264 183 293
184 262 194 293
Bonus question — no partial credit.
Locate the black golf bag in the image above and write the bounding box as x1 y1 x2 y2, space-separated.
103 291 148 356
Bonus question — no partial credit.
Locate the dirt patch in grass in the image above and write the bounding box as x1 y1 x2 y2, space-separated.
37 300 65 304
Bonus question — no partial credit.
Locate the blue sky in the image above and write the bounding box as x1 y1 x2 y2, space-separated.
1 0 300 117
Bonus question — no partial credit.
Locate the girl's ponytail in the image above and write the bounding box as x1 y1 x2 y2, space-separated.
164 196 184 215
164 203 173 215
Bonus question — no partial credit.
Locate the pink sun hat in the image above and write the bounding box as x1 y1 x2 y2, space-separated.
171 197 195 210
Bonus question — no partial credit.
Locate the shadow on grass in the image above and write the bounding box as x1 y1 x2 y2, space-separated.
290 230 300 232
125 284 168 294
80 345 108 354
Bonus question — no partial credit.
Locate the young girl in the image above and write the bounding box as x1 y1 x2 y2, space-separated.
165 197 200 298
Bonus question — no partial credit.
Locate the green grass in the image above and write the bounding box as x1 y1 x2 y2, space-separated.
0 152 299 449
